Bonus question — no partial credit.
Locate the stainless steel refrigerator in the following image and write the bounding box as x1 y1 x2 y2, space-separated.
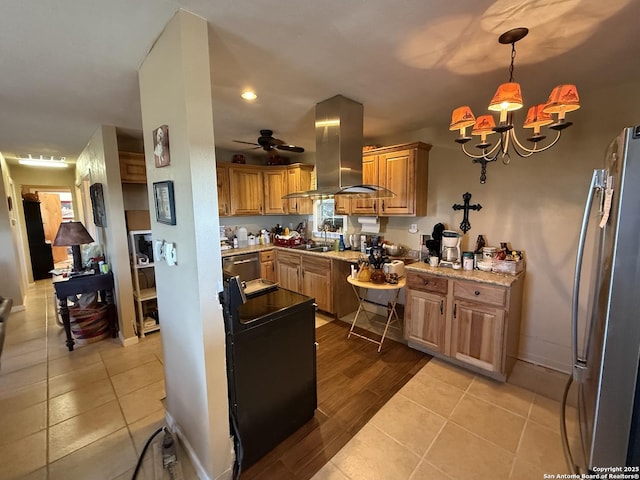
565 125 640 472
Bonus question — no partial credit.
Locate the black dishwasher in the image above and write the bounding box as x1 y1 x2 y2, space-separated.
220 274 317 470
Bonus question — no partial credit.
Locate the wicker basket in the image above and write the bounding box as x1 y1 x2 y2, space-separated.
69 305 109 345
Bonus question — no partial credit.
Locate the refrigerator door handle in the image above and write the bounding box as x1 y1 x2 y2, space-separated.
572 169 606 382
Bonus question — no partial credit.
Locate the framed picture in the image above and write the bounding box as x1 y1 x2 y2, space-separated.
153 181 176 225
153 124 170 168
89 183 107 227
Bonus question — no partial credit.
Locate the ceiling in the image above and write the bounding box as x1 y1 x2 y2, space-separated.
1 0 638 166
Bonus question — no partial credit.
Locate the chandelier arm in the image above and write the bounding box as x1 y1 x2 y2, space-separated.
509 129 562 157
461 142 501 160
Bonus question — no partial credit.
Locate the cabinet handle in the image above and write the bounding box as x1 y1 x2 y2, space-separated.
453 303 457 318
301 268 305 278
382 200 385 211
373 201 376 211
474 290 480 296
440 299 443 315
423 279 429 286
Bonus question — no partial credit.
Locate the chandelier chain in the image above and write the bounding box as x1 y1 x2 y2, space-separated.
509 42 516 82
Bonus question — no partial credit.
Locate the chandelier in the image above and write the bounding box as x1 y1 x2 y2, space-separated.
449 27 580 183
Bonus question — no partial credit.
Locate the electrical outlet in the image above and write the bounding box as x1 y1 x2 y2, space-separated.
409 223 418 233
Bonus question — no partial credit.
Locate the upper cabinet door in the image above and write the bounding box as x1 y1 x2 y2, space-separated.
350 154 379 215
379 149 415 215
263 168 287 215
286 165 314 214
229 166 264 215
216 164 230 217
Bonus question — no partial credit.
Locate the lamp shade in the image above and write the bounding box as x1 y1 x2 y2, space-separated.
488 82 523 112
542 84 580 114
523 104 553 128
53 221 94 247
449 106 476 131
471 115 497 135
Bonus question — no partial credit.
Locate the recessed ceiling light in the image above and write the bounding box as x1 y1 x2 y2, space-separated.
241 91 257 101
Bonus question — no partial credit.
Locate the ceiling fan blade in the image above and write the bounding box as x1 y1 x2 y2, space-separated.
276 144 305 153
233 140 260 146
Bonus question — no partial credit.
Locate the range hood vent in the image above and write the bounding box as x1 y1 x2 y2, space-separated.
283 94 394 199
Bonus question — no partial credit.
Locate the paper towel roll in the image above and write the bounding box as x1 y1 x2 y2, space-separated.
358 216 380 233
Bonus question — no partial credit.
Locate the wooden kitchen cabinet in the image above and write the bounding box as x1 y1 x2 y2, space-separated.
275 250 301 293
301 255 332 313
229 166 264 215
452 300 504 374
216 162 314 216
350 153 378 215
350 142 430 217
119 152 147 184
275 250 341 315
276 250 332 312
263 168 287 215
216 164 230 217
286 164 314 214
334 195 350 215
260 250 276 283
405 270 523 381
405 273 448 353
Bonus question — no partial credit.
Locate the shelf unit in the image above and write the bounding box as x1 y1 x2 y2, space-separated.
129 230 159 336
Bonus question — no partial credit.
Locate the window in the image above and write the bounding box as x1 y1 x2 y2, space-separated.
312 198 347 239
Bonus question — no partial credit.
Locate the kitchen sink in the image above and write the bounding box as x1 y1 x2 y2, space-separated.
291 244 330 252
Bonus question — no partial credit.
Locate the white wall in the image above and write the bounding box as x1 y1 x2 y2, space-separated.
0 154 24 305
364 81 640 372
75 125 137 342
139 11 233 480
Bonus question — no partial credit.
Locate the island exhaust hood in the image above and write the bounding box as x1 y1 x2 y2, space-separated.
283 94 394 199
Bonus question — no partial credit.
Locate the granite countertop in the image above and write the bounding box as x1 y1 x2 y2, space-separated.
221 245 523 286
404 262 523 287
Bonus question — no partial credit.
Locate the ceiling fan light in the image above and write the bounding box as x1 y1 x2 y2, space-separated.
449 106 476 131
488 83 523 112
471 115 497 135
523 104 553 129
542 84 580 115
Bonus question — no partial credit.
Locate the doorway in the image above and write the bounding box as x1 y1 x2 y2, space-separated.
24 187 76 266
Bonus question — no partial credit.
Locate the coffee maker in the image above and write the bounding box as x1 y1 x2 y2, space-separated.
440 230 461 268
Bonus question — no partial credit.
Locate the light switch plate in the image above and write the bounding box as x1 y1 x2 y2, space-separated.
153 240 164 263
164 242 177 266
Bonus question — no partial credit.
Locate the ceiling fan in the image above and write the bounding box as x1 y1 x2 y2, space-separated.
233 129 304 153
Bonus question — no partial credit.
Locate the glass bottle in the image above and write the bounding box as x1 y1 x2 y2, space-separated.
339 234 346 252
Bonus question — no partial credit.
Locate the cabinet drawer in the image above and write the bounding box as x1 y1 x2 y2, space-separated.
276 250 301 265
453 281 506 307
260 250 275 262
407 272 448 294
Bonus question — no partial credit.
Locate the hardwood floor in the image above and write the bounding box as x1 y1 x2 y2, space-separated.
242 320 431 480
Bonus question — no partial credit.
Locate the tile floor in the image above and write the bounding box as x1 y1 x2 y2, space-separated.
1 280 578 480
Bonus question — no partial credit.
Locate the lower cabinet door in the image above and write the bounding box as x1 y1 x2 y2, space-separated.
405 289 446 353
301 257 332 313
277 262 300 293
451 301 504 373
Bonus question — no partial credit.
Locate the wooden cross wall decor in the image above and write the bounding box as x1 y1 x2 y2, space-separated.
452 192 482 234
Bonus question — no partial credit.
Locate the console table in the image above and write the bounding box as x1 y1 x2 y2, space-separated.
53 271 117 351
347 275 406 352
